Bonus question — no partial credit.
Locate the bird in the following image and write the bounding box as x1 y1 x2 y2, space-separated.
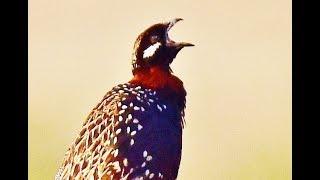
55 18 194 180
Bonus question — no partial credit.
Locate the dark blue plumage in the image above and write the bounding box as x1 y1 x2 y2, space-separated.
108 83 183 179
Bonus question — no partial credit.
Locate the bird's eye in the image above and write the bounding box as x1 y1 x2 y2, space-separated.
150 35 159 44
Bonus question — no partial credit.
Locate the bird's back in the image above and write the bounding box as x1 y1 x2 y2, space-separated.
56 83 184 180
56 18 193 180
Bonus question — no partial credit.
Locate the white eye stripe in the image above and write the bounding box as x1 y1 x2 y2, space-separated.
143 42 161 59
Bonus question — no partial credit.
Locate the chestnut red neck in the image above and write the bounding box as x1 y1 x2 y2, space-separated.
130 66 185 94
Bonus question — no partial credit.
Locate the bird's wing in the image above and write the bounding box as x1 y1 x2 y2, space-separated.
56 83 168 179
55 83 135 179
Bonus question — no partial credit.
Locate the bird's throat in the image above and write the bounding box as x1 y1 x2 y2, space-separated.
129 66 186 98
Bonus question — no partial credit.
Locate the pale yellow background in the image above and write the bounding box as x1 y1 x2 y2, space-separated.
29 0 291 179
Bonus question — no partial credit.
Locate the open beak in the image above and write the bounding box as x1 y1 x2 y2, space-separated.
164 18 195 48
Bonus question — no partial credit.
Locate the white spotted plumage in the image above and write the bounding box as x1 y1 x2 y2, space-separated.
145 169 150 176
149 173 155 178
133 118 139 124
130 139 135 146
130 131 137 136
134 106 140 110
116 128 122 135
56 81 185 179
143 150 148 158
157 104 162 112
127 126 131 134
146 155 152 161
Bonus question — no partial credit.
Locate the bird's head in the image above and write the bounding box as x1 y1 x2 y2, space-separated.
131 18 194 74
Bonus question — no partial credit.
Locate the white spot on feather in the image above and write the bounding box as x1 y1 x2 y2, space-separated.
113 149 119 157
149 173 154 178
130 131 137 136
133 119 139 123
145 169 150 176
134 106 140 111
146 155 152 161
116 128 122 135
163 104 167 109
113 137 118 144
143 150 148 157
123 158 128 166
130 139 135 146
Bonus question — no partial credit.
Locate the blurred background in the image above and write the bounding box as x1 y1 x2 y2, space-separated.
29 0 291 179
